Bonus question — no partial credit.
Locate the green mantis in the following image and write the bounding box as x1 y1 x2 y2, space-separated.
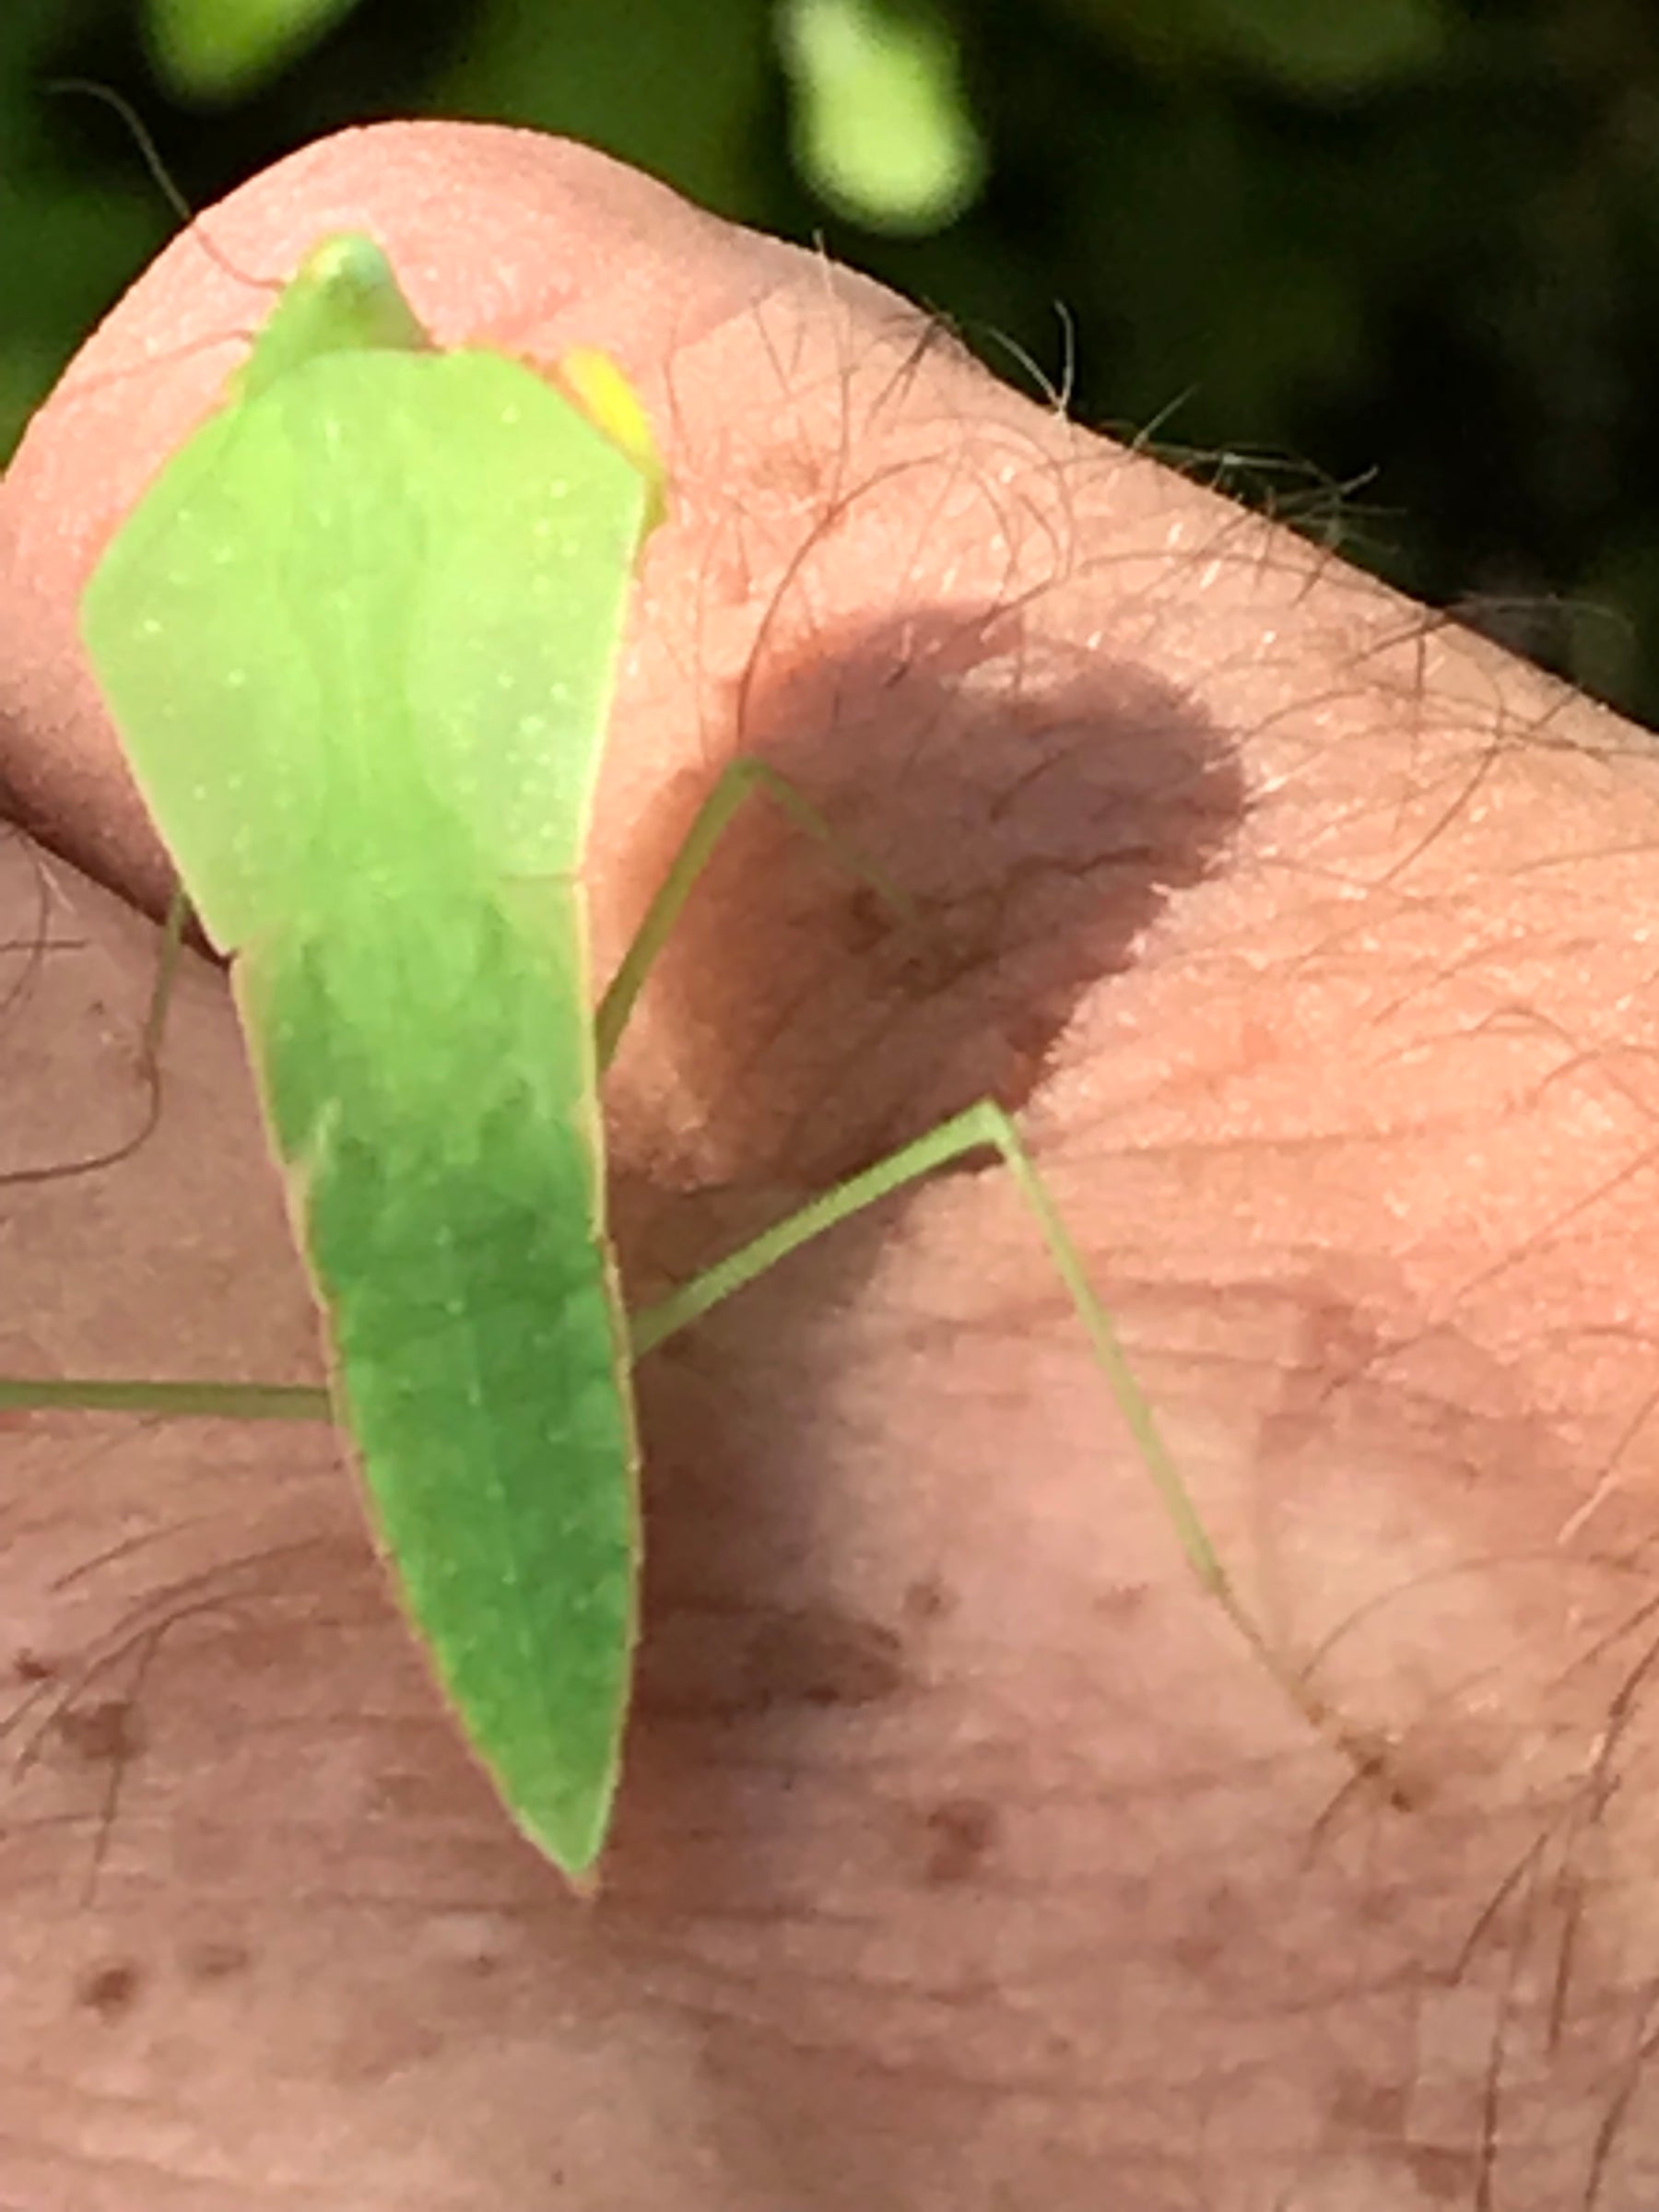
1 230 1300 1881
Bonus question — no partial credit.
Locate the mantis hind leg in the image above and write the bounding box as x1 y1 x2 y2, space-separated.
630 1100 1229 1587
608 771 1355 1760
628 1099 1352 1752
606 762 1226 1591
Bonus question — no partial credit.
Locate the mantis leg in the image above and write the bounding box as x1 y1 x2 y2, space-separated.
0 1376 327 1415
630 1101 1347 1747
594 756 920 1071
607 771 1342 1741
608 759 1227 1605
0 882 333 1419
630 1100 1231 1606
0 764 872 1415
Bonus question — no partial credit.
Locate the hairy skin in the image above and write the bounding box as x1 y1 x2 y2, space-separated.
6 120 1659 2212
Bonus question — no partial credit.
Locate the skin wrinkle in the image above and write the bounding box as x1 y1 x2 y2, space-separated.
6 120 1659 2211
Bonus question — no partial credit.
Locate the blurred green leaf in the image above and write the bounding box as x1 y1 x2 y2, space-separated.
437 0 771 220
1051 0 1446 93
145 0 369 102
2 7 170 458
0 179 163 456
776 0 986 233
1206 0 1446 94
9 0 1659 728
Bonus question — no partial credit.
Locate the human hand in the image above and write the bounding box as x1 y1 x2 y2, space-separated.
5 119 1659 2211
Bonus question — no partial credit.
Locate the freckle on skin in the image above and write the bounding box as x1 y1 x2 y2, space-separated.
1090 1582 1149 1623
55 1698 144 1767
742 1605 907 1710
1405 2145 1482 2205
901 1574 954 1623
919 1794 1000 1886
182 1939 253 1982
76 1959 142 2020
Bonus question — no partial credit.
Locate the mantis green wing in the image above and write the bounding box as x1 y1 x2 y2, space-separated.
78 233 657 1880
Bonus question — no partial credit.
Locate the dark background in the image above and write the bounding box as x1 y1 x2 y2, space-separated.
8 0 1659 724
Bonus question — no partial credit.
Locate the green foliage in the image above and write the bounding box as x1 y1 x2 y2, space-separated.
9 0 1659 722
1 9 171 462
1052 0 1446 94
438 0 771 219
777 0 985 233
1204 0 1446 93
145 0 369 100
